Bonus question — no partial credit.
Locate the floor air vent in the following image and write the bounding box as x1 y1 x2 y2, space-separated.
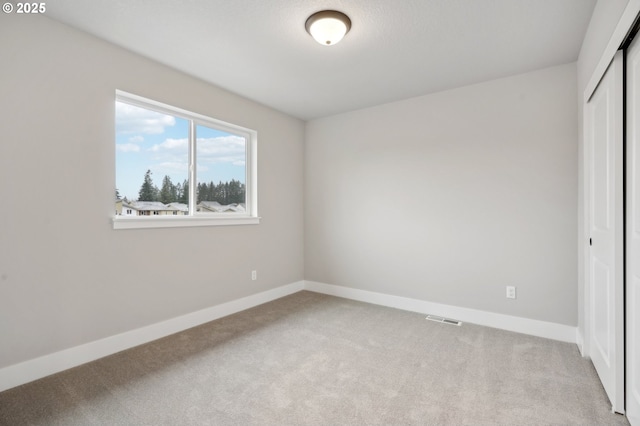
426 315 462 326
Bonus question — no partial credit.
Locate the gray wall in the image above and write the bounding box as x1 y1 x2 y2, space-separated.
0 4 608 371
305 63 578 326
0 16 305 369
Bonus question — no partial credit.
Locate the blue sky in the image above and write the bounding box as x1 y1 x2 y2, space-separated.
115 101 246 201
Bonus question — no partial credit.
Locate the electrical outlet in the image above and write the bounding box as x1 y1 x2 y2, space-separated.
506 286 516 299
251 270 257 281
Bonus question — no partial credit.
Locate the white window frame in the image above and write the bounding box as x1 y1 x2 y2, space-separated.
113 91 259 230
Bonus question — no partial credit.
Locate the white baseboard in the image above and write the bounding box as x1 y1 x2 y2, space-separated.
576 329 587 357
0 281 305 393
0 279 578 393
304 281 577 344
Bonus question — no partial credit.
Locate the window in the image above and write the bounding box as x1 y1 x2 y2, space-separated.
114 91 258 229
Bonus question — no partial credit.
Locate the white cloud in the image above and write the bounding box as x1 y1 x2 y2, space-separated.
147 139 188 171
142 135 245 181
129 135 144 143
147 136 244 165
116 102 175 135
150 138 188 152
197 136 245 165
116 143 141 153
154 161 188 174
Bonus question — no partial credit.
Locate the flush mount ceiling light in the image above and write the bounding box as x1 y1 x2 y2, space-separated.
305 10 351 46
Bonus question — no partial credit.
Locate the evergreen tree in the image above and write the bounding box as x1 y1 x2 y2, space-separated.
134 173 243 206
219 180 228 203
138 169 158 201
159 175 176 204
171 182 178 201
207 181 215 201
178 180 189 204
196 182 204 203
175 182 183 204
227 179 244 204
211 181 221 202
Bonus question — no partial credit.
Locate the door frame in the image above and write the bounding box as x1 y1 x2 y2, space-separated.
582 1 640 106
582 1 640 357
584 50 625 413
625 30 640 425
581 0 640 416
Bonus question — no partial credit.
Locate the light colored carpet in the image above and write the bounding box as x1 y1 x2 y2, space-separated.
0 291 630 425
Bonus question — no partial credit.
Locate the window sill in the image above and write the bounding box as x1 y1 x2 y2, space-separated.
113 215 260 230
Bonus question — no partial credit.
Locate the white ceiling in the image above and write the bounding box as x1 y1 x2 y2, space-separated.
46 0 597 120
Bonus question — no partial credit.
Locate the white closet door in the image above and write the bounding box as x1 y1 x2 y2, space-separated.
586 50 625 414
627 36 640 426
